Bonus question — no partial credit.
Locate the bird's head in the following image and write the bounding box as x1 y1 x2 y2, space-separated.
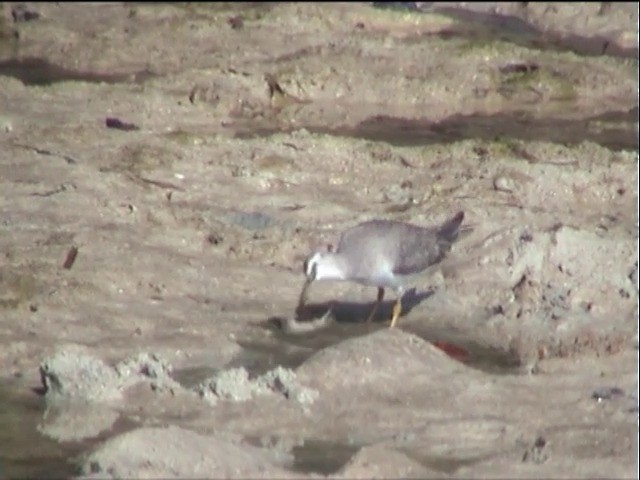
298 245 341 310
303 242 339 282
298 251 325 310
302 240 333 283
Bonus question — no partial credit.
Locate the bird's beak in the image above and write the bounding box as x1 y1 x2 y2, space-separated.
297 265 316 309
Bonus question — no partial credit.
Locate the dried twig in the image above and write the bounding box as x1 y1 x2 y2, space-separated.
62 246 79 270
13 142 78 165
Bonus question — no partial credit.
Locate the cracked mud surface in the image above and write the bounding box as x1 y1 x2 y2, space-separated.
0 2 638 478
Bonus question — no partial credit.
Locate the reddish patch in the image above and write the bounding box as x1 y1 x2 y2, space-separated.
432 341 469 362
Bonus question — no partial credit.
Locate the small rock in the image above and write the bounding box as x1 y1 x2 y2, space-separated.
227 15 244 30
116 352 180 392
198 367 255 402
0 117 13 133
522 435 548 464
229 211 274 230
40 347 185 405
196 366 318 406
105 117 139 131
591 386 625 402
628 261 638 288
189 84 220 106
611 29 637 51
116 352 172 379
493 175 514 192
381 182 414 205
11 4 40 22
40 344 123 403
258 366 319 405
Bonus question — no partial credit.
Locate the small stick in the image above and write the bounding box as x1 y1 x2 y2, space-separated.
62 246 79 269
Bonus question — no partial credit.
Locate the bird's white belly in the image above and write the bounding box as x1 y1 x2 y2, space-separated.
352 273 401 289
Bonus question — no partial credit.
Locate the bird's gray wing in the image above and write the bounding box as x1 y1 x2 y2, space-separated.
335 220 384 253
335 221 399 279
393 212 465 275
392 224 445 276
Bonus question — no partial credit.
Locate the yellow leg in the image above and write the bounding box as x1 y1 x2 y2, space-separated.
365 287 384 323
389 298 402 328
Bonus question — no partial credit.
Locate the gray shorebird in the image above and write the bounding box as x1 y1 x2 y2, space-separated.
298 211 466 328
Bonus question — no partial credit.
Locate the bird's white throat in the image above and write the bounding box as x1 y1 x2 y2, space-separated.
307 252 347 281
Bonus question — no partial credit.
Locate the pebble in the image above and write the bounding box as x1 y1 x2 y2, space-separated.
493 175 514 193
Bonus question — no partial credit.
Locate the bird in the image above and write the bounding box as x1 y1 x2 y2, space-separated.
297 211 466 328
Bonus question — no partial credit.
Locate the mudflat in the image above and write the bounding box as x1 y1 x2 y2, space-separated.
0 3 637 478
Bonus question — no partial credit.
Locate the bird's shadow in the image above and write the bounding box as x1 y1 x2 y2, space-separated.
330 287 435 324
271 287 434 328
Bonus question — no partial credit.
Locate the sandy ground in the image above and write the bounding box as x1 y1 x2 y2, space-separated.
0 2 638 478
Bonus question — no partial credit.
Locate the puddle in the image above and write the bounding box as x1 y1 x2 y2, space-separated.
404 322 522 375
172 342 313 389
0 381 81 479
292 438 360 475
0 57 156 86
243 435 359 476
230 339 313 375
347 110 639 152
401 449 493 475
177 294 524 386
225 319 521 386
0 379 142 479
291 439 491 476
371 3 638 59
172 338 317 389
423 5 639 59
457 343 521 375
268 296 522 375
180 291 524 390
428 337 521 375
247 433 489 476
172 365 221 389
354 110 638 151
235 108 638 152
